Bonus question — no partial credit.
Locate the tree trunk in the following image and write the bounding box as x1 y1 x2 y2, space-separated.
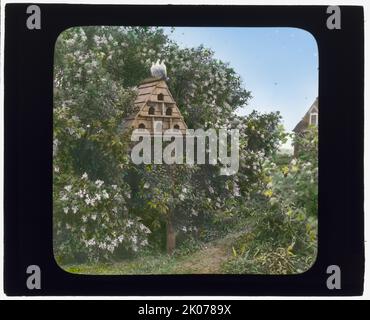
166 216 176 255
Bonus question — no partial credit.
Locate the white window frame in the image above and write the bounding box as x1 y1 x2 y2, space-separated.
309 112 318 125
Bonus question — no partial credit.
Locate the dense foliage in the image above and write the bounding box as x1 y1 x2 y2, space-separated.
54 26 317 273
223 126 318 274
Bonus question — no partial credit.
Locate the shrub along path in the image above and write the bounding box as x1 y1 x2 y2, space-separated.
64 230 248 275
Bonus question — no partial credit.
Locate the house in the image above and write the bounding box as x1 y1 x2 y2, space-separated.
122 77 188 135
293 97 319 134
293 97 318 155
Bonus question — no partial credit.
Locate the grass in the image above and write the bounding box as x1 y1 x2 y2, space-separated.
65 254 181 275
62 229 248 275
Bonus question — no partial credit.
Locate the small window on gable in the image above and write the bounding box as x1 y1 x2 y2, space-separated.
310 112 318 126
138 123 146 129
158 93 164 101
148 106 155 115
174 124 180 130
166 107 172 116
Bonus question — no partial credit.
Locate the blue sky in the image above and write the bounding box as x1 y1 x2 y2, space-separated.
164 27 318 132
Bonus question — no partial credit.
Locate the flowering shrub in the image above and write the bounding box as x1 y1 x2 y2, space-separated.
223 127 318 274
53 172 150 263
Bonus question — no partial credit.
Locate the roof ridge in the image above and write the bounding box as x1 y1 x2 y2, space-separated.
139 77 163 85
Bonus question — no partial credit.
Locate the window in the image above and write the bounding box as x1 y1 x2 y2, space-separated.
157 93 164 101
310 112 318 126
138 123 146 129
166 107 172 116
174 124 180 130
148 106 155 115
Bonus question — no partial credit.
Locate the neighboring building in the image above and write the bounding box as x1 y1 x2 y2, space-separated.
293 97 319 134
122 77 188 135
293 98 318 155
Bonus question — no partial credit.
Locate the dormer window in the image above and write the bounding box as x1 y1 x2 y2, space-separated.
148 106 155 115
310 112 318 126
157 93 164 101
166 107 172 116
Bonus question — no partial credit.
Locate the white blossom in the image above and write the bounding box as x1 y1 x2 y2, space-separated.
130 235 138 243
76 189 85 198
95 180 104 188
139 224 151 234
102 190 109 199
127 219 134 227
85 197 92 205
65 38 75 46
86 238 96 247
233 182 240 197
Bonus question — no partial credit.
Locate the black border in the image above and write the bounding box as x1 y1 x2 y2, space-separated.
4 4 364 296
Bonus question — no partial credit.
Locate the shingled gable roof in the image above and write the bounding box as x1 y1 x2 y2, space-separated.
122 77 188 131
293 97 319 133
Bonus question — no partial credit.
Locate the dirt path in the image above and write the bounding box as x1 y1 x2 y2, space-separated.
171 230 247 274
